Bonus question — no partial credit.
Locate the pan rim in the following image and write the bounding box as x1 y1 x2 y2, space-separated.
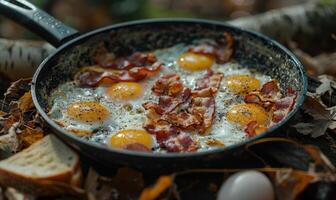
31 18 308 159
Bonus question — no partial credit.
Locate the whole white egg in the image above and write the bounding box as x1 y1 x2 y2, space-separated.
217 170 275 200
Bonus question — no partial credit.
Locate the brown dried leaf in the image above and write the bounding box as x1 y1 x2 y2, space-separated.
1 115 17 132
0 111 6 116
18 125 44 148
293 94 336 137
303 145 336 175
4 78 31 100
18 91 33 112
269 169 314 200
2 78 31 110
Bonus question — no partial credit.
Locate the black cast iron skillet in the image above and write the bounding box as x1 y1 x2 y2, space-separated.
0 0 307 171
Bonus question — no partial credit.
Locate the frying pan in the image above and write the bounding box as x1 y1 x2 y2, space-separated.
0 0 307 170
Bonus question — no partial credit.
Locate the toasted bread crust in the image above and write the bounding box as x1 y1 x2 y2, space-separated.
0 135 85 197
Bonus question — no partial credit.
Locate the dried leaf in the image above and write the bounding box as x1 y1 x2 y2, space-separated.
303 145 336 175
18 125 44 148
316 75 336 95
270 169 314 200
0 123 20 157
0 111 6 117
293 94 336 137
139 176 173 200
4 78 31 100
292 121 331 138
18 91 33 112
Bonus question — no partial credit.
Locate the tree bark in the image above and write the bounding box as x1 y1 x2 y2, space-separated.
0 39 54 81
229 2 336 54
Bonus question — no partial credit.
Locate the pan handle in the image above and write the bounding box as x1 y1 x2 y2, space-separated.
0 0 79 47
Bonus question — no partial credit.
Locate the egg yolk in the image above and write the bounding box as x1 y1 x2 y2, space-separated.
106 82 143 100
178 52 214 71
227 103 268 126
67 101 109 123
225 75 260 94
110 129 153 149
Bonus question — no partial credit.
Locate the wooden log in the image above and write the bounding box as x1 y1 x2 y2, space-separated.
229 2 336 53
0 39 54 81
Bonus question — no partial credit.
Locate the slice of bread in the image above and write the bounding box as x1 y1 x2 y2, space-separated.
0 135 85 197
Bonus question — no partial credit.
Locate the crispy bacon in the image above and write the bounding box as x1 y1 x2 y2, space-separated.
261 80 280 96
274 96 295 110
243 80 297 135
244 93 275 111
161 112 202 130
152 74 184 97
189 97 215 133
244 121 267 137
272 112 286 123
244 93 262 104
124 143 151 152
163 133 198 152
272 95 296 123
194 70 224 97
143 119 179 143
143 88 191 114
95 52 158 70
189 32 234 64
77 64 161 87
244 121 258 137
244 80 282 111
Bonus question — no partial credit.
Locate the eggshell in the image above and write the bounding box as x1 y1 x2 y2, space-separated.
217 170 274 200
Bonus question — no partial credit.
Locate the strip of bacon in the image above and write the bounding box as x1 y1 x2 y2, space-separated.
76 64 162 87
244 93 275 111
272 95 296 123
161 112 202 130
244 80 281 111
244 121 267 137
143 88 191 115
194 70 224 97
189 32 234 64
260 80 280 96
189 97 215 133
95 52 158 70
143 119 179 144
152 73 184 97
163 133 198 152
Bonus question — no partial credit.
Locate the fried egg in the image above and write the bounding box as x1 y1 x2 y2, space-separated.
49 39 275 152
225 75 261 94
49 99 112 136
106 82 143 101
178 52 214 71
227 103 269 126
109 129 154 149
